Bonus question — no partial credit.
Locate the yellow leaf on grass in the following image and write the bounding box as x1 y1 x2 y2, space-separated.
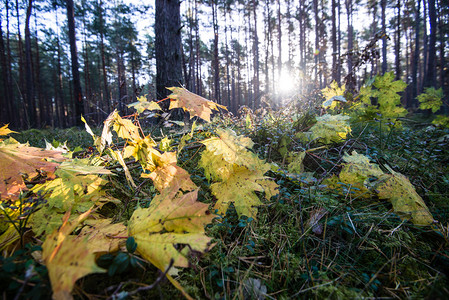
42 209 105 300
75 219 127 255
167 87 227 122
128 188 214 274
201 128 262 171
142 152 197 192
376 173 434 226
210 165 278 219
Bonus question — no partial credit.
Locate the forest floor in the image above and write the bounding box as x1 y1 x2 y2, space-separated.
2 107 449 299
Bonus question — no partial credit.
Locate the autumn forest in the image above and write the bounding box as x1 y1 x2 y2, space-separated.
0 0 447 128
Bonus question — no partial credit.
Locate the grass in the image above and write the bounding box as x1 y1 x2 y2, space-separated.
1 110 449 299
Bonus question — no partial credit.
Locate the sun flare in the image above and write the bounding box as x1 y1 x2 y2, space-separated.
277 71 296 94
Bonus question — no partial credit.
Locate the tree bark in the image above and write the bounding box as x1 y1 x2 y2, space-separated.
424 0 437 88
381 0 387 74
252 0 260 108
411 0 420 104
66 0 84 126
394 0 401 80
155 0 183 104
25 0 36 127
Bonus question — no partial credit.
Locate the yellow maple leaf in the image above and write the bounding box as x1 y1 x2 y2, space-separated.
201 128 262 170
210 165 278 219
0 124 16 140
167 87 227 122
75 218 127 255
112 112 141 141
128 96 162 113
142 152 197 192
42 209 106 300
129 188 214 271
376 173 434 226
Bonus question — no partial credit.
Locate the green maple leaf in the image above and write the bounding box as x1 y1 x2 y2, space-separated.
128 96 162 114
418 87 444 113
298 114 351 144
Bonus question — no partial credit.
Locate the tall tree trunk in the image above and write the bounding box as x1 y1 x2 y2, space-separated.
424 0 437 88
34 11 45 125
16 0 26 127
277 0 282 93
54 3 65 127
331 0 338 83
345 0 355 92
66 0 84 126
437 0 445 93
98 0 110 114
224 9 231 108
0 18 10 124
0 10 15 126
381 0 387 74
394 0 401 80
24 0 36 127
155 0 183 104
314 0 319 85
411 0 420 104
211 0 220 102
421 0 428 89
252 0 260 108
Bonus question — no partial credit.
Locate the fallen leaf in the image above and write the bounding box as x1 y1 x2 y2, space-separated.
42 209 106 300
167 87 227 122
142 152 197 192
376 172 434 226
0 139 64 199
128 188 214 274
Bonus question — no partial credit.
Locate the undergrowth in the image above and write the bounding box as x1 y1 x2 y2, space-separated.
1 91 449 299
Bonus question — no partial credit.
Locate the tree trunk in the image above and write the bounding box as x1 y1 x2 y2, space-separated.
0 18 10 124
211 0 220 103
411 0 420 104
34 12 45 125
381 0 387 74
252 0 260 108
66 0 84 126
424 0 437 88
0 9 15 126
345 0 355 92
331 0 338 83
155 0 183 104
16 0 26 127
394 0 401 80
98 0 110 114
25 0 36 127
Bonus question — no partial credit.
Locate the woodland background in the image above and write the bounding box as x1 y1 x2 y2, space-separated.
0 0 448 129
